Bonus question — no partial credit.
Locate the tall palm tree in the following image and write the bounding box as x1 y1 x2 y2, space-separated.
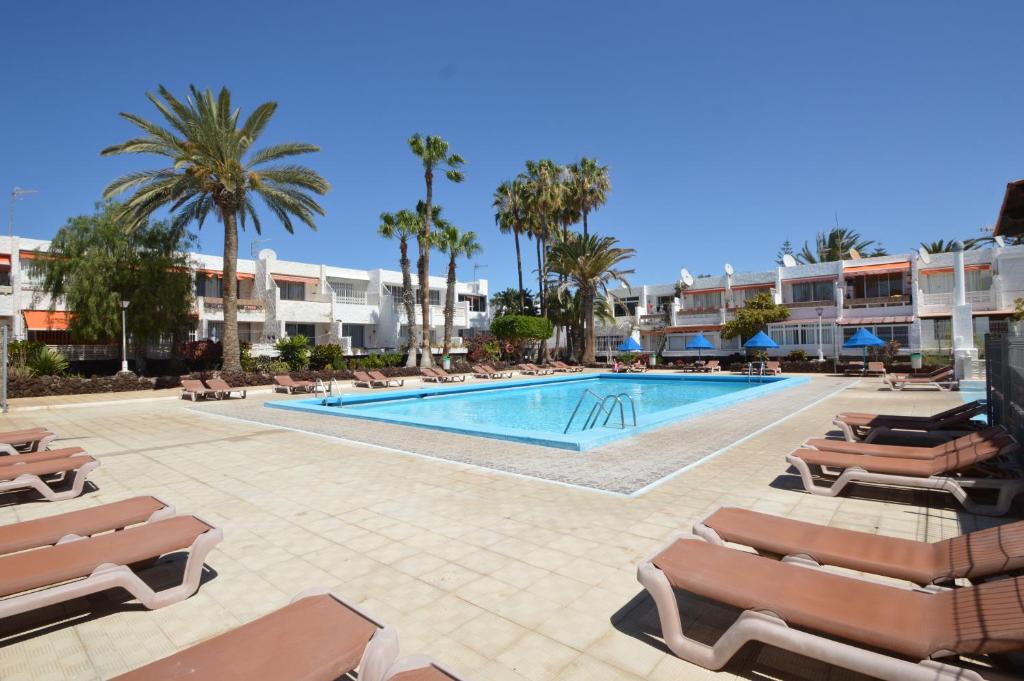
919 238 982 253
492 179 529 310
101 85 328 371
522 160 564 358
378 210 421 367
565 157 610 238
547 233 635 363
490 287 536 316
798 228 887 263
408 133 465 367
435 226 482 356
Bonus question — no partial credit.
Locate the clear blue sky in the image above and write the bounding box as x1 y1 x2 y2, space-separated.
2 2 1022 290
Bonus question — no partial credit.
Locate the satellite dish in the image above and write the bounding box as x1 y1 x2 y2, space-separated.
917 246 932 264
680 268 694 287
848 248 861 260
724 263 734 276
781 254 797 267
994 235 1006 247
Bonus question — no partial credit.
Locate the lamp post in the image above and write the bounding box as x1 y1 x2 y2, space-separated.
120 300 130 373
816 307 824 362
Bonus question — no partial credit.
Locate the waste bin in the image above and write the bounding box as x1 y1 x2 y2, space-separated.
910 352 923 370
442 355 451 370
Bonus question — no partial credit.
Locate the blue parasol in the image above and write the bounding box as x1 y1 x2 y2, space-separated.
616 336 642 352
743 330 780 349
685 332 714 360
843 327 885 369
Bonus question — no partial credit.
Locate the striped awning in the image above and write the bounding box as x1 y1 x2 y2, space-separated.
196 268 255 281
273 274 319 286
843 261 910 275
837 315 912 326
920 264 991 275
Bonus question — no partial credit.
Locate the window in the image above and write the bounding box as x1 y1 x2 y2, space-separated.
341 323 365 348
685 291 721 311
612 296 639 317
278 282 305 301
733 287 772 306
458 294 487 312
790 280 834 303
0 268 10 287
843 324 909 348
285 323 316 343
654 295 674 313
667 332 720 352
413 289 442 306
595 335 625 352
206 322 260 343
769 322 834 347
966 269 993 292
849 273 905 299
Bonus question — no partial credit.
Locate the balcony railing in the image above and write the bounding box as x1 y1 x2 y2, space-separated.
785 299 835 309
846 294 912 309
639 312 669 328
332 291 368 305
920 290 995 310
202 296 265 312
48 344 118 361
678 307 721 316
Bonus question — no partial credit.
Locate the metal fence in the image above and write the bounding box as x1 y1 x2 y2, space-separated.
986 332 1024 443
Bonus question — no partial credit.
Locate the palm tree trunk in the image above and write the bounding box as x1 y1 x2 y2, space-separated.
582 286 596 364
443 254 456 356
538 231 548 362
582 209 589 238
419 171 434 368
514 228 524 311
221 210 241 372
399 238 418 367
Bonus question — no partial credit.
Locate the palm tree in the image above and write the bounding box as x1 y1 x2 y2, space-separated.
493 179 529 310
919 238 982 253
798 228 887 263
522 160 564 361
378 210 421 367
408 133 465 367
547 233 635 363
565 157 610 238
101 85 328 371
490 287 536 316
435 226 482 356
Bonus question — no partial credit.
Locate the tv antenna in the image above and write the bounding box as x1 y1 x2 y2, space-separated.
8 187 38 240
250 237 271 258
472 263 488 281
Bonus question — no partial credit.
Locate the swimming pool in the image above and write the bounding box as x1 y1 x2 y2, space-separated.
267 373 809 451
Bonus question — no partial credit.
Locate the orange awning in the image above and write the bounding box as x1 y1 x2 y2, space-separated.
0 254 10 266
837 315 913 326
683 288 724 295
23 310 72 331
783 275 836 285
196 268 255 281
664 325 721 333
843 261 910 275
920 264 991 275
273 274 319 286
731 283 774 291
18 250 54 261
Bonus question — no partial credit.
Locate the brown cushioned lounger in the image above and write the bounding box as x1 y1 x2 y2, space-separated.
695 506 1024 585
803 426 1014 460
787 441 1024 516
370 370 404 387
0 495 174 556
112 589 399 681
204 377 246 398
834 400 986 442
0 453 100 501
0 428 57 455
638 536 1024 681
0 446 85 466
384 657 469 681
0 514 221 619
354 370 385 388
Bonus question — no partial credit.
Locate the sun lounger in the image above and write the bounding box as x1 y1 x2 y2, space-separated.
273 374 315 394
354 370 386 388
0 446 87 466
884 368 957 391
786 441 1024 515
383 656 470 680
369 371 404 387
694 505 1024 586
472 364 503 379
0 513 221 619
0 453 101 502
889 365 954 381
843 360 865 376
517 363 540 375
834 400 987 442
700 360 721 373
0 495 174 556
803 426 1015 459
420 368 442 382
111 589 399 681
0 428 57 455
482 364 513 378
527 363 554 375
432 367 465 382
764 360 782 375
551 361 582 373
638 534 1024 681
865 361 886 376
181 378 221 401
204 377 246 399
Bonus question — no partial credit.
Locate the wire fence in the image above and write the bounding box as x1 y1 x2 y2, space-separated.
986 332 1024 444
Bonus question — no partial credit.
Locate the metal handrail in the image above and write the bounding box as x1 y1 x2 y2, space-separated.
564 389 638 433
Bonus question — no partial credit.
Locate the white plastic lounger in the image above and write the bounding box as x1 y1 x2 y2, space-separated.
0 453 101 501
0 428 57 455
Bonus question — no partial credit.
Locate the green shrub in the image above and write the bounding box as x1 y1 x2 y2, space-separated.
250 357 291 374
27 346 70 376
8 340 44 368
491 315 553 358
786 349 808 361
275 335 311 371
310 344 344 371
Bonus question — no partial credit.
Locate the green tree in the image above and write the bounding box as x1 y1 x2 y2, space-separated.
491 287 537 316
1012 297 1024 322
546 233 635 363
775 239 796 265
919 238 983 253
29 201 195 369
493 179 529 309
565 157 610 238
408 133 465 367
378 209 421 367
522 159 565 360
720 293 790 341
798 228 887 263
490 314 554 360
101 85 329 371
435 226 482 356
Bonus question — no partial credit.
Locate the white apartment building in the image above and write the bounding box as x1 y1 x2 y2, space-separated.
0 236 490 360
596 243 1024 359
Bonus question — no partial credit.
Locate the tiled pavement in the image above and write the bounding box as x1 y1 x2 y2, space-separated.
0 375 1008 680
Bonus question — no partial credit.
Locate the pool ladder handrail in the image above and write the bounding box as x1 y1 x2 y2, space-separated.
314 378 341 403
564 389 638 434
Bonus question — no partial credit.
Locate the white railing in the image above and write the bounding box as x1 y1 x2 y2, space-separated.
920 290 994 310
249 343 280 358
333 291 368 305
48 344 118 361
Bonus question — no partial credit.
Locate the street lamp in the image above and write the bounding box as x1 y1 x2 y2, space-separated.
815 307 824 362
120 300 130 373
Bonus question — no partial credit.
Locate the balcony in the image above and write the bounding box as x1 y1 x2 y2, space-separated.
785 299 835 309
639 312 668 329
919 289 995 312
398 303 468 328
201 296 264 312
845 294 912 309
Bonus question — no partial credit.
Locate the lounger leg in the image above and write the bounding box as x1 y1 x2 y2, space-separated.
786 455 853 498
833 419 858 442
0 459 101 502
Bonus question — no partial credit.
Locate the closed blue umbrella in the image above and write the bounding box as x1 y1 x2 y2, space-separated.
685 332 714 360
617 336 642 352
843 326 885 370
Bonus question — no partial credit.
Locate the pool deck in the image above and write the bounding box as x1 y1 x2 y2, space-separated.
0 372 1008 680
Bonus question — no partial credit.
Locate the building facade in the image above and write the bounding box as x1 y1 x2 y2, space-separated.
595 244 1024 359
0 236 490 359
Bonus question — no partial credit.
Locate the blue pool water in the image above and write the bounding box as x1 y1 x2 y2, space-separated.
268 373 809 451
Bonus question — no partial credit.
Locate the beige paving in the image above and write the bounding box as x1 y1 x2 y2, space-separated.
0 376 1007 680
